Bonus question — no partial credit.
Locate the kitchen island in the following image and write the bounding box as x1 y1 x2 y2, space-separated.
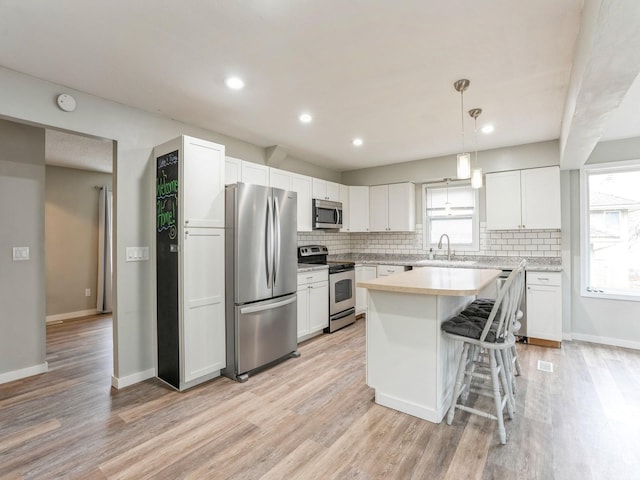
358 266 501 423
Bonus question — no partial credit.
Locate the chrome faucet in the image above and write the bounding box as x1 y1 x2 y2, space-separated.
437 233 451 261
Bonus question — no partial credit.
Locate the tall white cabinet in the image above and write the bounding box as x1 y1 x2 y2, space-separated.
155 135 226 390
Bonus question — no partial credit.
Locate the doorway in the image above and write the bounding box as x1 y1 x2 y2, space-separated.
44 129 114 331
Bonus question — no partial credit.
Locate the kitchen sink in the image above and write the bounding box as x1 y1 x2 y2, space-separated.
414 259 477 267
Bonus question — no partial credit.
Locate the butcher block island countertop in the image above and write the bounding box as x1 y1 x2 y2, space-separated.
357 266 502 296
361 266 502 424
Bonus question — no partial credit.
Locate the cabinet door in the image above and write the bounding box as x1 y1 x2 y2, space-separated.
269 167 292 191
340 184 350 232
182 228 226 382
309 282 329 332
225 156 241 185
526 283 562 341
521 166 561 229
297 286 309 339
326 182 341 202
292 174 313 232
241 161 269 186
356 266 376 314
486 170 522 230
349 186 370 232
312 178 327 199
183 137 225 228
369 185 389 232
388 183 415 232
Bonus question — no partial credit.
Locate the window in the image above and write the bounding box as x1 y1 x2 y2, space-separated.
423 181 479 251
582 163 640 299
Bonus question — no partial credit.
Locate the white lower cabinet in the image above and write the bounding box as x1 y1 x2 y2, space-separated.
356 265 377 315
297 270 329 341
526 271 562 344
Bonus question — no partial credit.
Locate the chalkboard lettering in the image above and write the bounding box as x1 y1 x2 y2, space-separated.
156 150 179 240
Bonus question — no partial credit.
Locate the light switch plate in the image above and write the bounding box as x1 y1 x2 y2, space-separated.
126 246 150 262
13 246 30 261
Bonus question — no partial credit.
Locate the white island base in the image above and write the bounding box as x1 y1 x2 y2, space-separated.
360 266 501 423
366 290 472 423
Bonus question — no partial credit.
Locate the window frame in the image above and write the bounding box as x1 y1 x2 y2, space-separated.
422 180 480 252
580 160 640 302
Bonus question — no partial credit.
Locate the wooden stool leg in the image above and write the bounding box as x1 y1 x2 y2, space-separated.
447 343 469 425
498 349 515 418
489 350 507 444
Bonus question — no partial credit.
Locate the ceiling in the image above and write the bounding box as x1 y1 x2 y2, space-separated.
3 0 632 173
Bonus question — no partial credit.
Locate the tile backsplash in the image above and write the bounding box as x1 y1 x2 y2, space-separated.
297 223 561 258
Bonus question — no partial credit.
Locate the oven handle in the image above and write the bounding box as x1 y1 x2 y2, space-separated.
330 307 355 321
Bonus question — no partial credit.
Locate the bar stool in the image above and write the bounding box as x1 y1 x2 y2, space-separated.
441 264 524 444
465 260 526 393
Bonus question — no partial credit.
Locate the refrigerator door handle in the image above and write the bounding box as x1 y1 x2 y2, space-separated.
239 295 297 314
266 197 273 289
273 196 280 285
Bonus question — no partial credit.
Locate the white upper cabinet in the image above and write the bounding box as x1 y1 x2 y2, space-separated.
369 185 389 232
182 136 226 228
241 161 269 186
369 182 415 232
485 166 560 230
292 173 313 232
225 156 269 186
269 167 292 191
312 178 340 201
224 156 241 185
339 184 350 232
349 186 370 232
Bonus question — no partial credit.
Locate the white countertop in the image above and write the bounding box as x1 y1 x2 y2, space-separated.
358 266 502 296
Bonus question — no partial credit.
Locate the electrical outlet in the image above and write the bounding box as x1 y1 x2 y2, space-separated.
12 246 30 261
85 288 91 297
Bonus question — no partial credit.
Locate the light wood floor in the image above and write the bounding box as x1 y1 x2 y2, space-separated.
1 316 639 479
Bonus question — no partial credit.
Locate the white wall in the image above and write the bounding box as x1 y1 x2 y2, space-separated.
0 119 47 382
0 66 337 386
563 139 640 349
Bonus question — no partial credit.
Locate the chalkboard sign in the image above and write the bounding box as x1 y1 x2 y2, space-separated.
156 150 180 388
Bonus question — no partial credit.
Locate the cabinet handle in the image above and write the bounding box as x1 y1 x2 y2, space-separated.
537 277 550 281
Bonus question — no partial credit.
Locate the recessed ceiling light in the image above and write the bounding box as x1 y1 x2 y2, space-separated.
225 76 245 90
352 138 364 147
299 113 312 124
481 124 495 134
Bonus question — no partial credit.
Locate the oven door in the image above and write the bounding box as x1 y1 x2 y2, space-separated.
329 269 355 315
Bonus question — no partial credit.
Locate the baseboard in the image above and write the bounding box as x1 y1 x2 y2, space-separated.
46 309 99 323
111 368 155 389
0 362 48 384
571 333 640 351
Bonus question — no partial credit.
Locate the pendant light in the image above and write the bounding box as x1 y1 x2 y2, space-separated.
454 79 471 180
444 178 452 215
469 108 483 189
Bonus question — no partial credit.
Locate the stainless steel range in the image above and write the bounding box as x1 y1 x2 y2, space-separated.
298 245 356 333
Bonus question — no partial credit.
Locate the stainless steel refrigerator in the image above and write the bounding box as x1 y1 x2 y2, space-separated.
223 182 299 382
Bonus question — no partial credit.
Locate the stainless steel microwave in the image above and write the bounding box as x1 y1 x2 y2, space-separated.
313 199 343 229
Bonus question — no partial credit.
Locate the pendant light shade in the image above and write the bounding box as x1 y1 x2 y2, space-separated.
454 79 471 180
469 107 483 189
457 153 471 180
471 168 483 189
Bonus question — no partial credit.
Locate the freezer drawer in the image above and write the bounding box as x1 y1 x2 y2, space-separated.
233 294 298 377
